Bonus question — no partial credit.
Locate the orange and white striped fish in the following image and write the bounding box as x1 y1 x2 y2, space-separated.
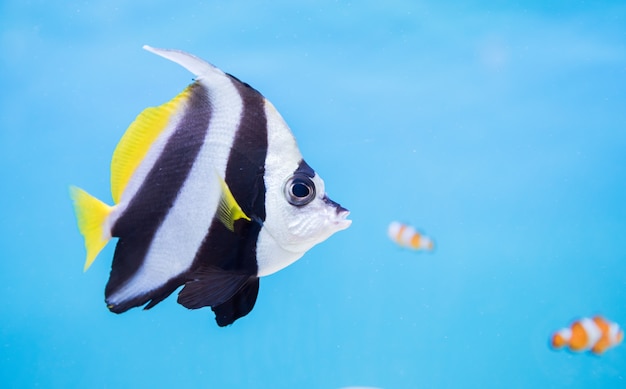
551 316 623 354
387 221 434 251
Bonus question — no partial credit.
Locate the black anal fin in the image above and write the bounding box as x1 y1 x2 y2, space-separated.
212 277 260 327
177 268 250 309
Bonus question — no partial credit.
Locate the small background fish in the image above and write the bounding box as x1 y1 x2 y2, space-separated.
551 316 623 355
387 221 434 251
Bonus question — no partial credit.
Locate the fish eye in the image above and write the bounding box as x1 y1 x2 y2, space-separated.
284 174 316 206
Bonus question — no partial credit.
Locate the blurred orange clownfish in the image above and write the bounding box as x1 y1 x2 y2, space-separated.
387 221 434 251
551 316 623 354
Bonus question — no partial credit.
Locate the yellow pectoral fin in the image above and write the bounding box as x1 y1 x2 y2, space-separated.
216 175 251 231
69 186 113 271
110 86 191 204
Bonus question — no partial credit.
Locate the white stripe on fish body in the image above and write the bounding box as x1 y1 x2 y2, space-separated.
107 58 245 305
388 221 419 247
556 327 572 343
255 99 304 276
580 317 602 350
387 221 403 242
418 235 434 250
400 224 417 245
609 322 622 344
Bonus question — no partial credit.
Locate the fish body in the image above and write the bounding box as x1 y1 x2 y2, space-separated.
551 316 623 354
387 221 434 251
70 46 351 326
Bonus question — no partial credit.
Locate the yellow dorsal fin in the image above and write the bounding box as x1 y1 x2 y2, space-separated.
69 186 113 271
216 173 251 231
110 86 191 204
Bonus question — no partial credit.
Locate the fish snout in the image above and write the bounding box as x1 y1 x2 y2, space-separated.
323 195 348 214
323 195 351 229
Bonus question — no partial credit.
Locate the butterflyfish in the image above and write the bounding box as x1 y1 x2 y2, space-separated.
70 45 351 327
387 221 434 251
551 316 623 354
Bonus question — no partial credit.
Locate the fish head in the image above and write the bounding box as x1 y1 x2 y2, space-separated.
266 160 351 254
257 99 350 275
284 171 351 245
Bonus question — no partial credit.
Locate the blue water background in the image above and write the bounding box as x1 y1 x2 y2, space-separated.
1 1 625 388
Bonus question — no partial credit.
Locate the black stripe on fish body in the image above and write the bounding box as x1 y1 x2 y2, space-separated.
225 75 268 224
177 76 268 318
105 82 212 312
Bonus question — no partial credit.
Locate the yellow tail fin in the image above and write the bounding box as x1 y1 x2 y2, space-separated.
69 186 113 271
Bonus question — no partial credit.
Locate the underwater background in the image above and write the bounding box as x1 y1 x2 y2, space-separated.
1 1 625 388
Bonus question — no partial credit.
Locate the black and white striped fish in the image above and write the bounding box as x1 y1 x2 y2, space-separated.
70 45 351 327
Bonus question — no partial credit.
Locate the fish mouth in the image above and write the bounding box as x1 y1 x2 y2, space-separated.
335 210 352 229
324 195 351 230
